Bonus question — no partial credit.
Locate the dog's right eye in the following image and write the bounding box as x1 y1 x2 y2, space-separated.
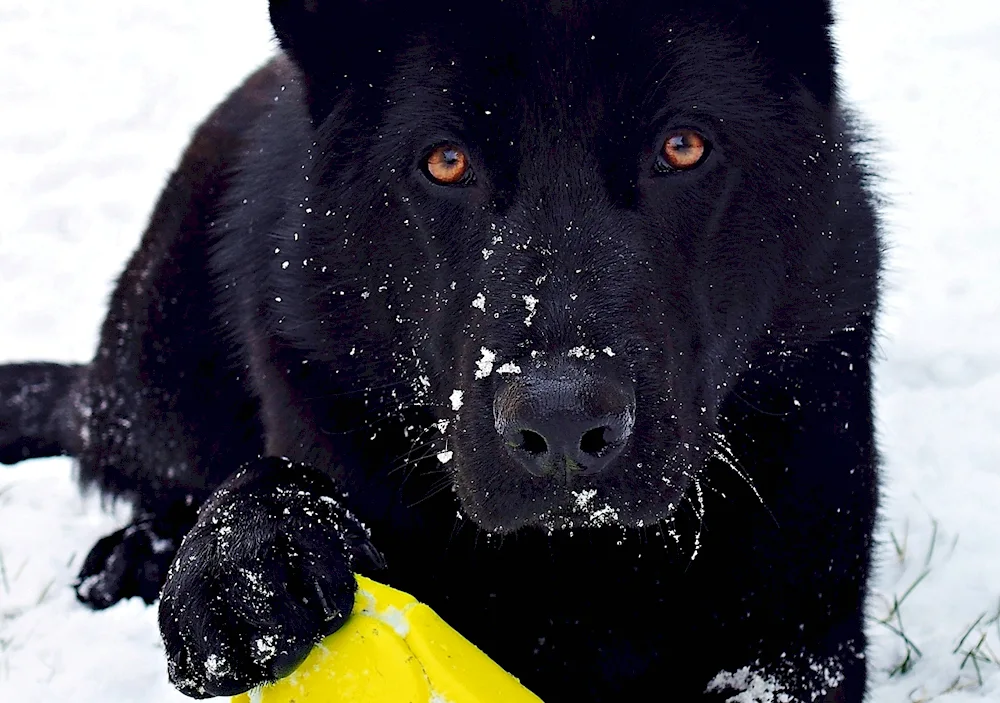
424 145 473 185
656 129 711 173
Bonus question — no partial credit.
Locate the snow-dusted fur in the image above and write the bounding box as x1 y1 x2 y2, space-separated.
0 1 881 700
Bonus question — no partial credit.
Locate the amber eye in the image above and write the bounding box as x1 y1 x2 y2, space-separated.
658 129 710 172
425 145 472 185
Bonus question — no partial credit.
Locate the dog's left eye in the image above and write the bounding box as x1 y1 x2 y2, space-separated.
656 129 711 173
424 145 473 185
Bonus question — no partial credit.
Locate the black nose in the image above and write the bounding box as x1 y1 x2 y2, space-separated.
494 368 635 478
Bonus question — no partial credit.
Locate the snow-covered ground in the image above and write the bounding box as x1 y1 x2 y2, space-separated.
0 1 998 700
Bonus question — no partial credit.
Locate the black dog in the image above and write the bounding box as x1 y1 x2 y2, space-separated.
0 1 882 700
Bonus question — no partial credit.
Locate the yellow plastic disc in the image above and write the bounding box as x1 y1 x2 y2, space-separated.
232 575 543 703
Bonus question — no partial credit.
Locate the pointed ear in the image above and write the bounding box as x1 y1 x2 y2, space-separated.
268 0 384 118
269 0 364 70
740 0 838 105
270 1 337 64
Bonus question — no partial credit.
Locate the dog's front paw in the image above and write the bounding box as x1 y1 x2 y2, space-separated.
158 457 382 698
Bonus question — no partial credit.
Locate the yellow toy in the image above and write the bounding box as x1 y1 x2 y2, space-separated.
233 576 544 703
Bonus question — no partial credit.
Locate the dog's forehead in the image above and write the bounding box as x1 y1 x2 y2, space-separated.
397 2 706 67
361 0 834 109
383 8 766 131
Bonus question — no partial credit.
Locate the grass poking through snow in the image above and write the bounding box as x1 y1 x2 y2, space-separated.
872 517 1000 700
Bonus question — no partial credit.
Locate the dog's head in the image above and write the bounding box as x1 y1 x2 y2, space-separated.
259 0 878 533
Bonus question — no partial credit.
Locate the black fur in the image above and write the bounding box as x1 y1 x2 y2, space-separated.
0 363 84 464
0 1 881 700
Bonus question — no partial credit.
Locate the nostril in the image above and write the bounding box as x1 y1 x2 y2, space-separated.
579 427 611 458
494 368 635 477
518 429 548 456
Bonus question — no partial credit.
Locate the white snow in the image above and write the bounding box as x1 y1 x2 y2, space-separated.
0 1 998 701
567 345 597 360
522 294 539 327
707 667 794 703
473 347 497 380
835 0 1000 699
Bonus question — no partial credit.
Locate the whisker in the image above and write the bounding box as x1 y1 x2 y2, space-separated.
709 431 779 528
407 475 455 509
687 475 705 566
390 432 440 473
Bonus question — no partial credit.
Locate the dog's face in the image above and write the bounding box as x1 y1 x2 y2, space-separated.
264 0 875 533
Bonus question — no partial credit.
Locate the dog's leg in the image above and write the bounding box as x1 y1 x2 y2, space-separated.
0 362 85 465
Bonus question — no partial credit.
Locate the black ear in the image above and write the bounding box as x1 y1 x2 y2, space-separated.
268 0 388 118
270 0 349 66
737 0 838 105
